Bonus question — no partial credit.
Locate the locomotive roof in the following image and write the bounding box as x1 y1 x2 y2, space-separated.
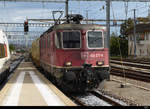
53 23 106 30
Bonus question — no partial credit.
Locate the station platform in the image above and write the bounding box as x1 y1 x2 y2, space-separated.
0 61 76 106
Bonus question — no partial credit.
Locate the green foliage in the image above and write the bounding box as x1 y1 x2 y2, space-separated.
19 49 25 53
110 32 128 57
9 44 15 53
120 18 134 37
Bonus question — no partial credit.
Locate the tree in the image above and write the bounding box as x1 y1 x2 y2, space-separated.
110 32 128 57
120 18 134 37
110 32 119 56
9 44 15 53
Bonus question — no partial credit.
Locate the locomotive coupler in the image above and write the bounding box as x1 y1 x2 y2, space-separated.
81 63 96 87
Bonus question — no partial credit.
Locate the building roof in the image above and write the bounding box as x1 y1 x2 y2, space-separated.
127 23 150 35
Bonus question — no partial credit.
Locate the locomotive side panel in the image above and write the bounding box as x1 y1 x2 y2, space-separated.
40 31 56 73
31 38 40 67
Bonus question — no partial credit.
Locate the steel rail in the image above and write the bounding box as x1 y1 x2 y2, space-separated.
111 63 150 74
111 60 150 69
110 58 150 82
71 96 88 106
70 90 125 106
89 91 124 106
111 63 150 75
111 58 150 64
111 60 150 67
110 67 150 82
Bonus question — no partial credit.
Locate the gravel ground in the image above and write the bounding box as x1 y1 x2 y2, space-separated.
95 90 127 106
111 75 150 90
77 94 111 106
99 75 150 106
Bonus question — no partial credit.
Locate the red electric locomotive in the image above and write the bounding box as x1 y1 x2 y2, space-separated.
39 14 110 92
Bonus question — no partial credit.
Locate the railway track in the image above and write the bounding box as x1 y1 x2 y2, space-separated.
111 58 150 64
110 59 150 82
0 56 24 88
111 60 150 69
89 91 124 106
70 90 126 106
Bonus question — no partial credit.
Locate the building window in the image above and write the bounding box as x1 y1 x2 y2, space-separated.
145 32 149 40
130 35 133 41
139 33 145 40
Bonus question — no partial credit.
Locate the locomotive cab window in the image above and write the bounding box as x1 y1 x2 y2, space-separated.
55 32 62 48
62 31 81 49
87 31 103 48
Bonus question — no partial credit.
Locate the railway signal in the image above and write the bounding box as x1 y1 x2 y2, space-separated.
24 20 29 32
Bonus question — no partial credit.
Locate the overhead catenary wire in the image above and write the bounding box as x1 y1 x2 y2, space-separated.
110 2 149 20
124 1 128 20
111 1 127 87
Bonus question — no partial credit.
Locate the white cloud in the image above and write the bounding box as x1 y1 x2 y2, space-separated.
12 16 25 22
9 8 65 22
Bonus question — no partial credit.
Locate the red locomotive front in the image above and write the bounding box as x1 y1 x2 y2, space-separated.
40 23 109 92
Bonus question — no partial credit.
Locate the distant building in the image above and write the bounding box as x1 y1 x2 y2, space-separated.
127 23 150 58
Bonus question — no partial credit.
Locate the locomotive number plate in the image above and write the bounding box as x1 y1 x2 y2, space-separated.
81 52 104 59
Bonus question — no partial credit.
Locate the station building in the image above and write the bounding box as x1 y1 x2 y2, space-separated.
128 23 150 58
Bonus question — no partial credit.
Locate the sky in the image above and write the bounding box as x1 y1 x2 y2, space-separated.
0 1 150 35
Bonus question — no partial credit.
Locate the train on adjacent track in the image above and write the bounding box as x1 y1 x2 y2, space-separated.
0 30 10 70
31 14 110 92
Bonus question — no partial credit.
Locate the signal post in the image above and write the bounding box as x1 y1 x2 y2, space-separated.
24 20 29 50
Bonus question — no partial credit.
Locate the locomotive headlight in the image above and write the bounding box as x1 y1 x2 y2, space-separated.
96 61 104 66
65 62 72 66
